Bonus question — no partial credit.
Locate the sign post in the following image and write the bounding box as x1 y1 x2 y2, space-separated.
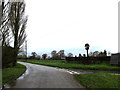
85 43 90 57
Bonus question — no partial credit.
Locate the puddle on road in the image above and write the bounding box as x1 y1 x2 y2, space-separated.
64 69 119 75
58 68 119 75
65 69 93 75
57 68 93 74
3 66 29 88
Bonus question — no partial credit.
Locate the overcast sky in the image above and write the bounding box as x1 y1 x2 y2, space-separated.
25 0 119 56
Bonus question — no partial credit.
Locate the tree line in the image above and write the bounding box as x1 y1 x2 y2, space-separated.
0 0 28 68
18 50 108 60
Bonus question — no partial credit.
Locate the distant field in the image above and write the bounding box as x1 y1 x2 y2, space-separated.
2 63 26 85
74 72 120 88
18 59 120 71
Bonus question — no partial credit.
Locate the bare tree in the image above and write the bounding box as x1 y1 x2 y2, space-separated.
67 53 73 57
0 3 2 43
51 50 57 59
42 54 47 60
31 52 37 59
0 1 11 46
8 1 28 66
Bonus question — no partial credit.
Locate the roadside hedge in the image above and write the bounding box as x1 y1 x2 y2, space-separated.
66 56 111 64
2 46 15 68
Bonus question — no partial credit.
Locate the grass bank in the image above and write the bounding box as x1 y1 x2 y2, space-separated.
2 63 26 85
74 72 120 88
18 59 120 71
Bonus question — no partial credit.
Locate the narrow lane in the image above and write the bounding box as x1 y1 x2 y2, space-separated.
5 61 85 88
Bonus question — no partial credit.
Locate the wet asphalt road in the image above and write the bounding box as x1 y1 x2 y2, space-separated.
6 61 85 88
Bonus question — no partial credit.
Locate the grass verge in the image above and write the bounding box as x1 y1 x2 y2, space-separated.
2 63 26 85
74 72 120 88
18 59 120 71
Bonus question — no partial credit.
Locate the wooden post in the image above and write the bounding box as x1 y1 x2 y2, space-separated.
87 49 89 57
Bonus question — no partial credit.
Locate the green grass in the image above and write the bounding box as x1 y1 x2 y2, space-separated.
18 59 120 71
74 72 120 88
2 63 26 85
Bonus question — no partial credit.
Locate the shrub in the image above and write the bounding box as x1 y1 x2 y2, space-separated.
2 46 15 68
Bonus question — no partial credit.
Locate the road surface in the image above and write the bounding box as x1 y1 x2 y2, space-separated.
4 61 85 88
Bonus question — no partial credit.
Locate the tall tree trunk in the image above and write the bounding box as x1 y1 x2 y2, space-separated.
8 2 27 66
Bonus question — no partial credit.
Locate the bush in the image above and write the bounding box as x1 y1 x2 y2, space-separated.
2 46 15 68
